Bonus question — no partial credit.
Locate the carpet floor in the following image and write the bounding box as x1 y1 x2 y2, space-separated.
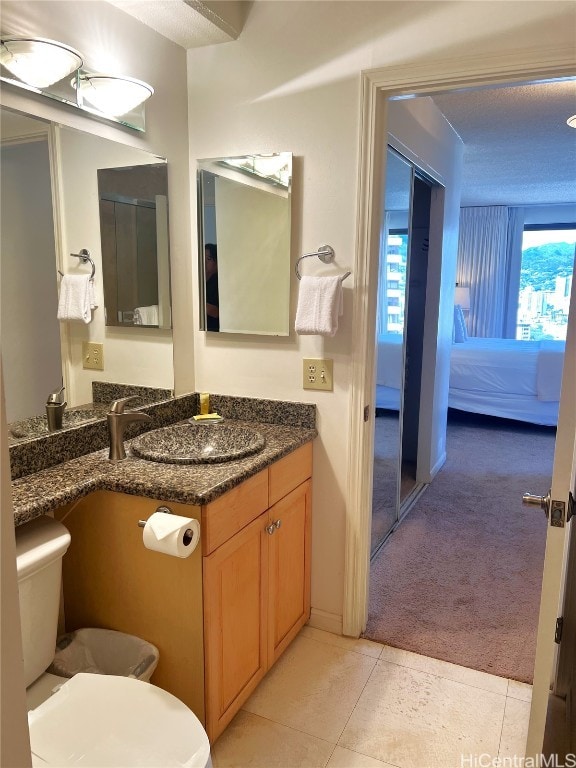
365 410 555 683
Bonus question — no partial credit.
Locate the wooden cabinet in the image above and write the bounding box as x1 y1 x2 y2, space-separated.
203 511 269 738
203 443 312 741
268 481 311 665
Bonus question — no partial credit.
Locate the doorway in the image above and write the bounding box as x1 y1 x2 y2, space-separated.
344 55 576 641
367 81 572 675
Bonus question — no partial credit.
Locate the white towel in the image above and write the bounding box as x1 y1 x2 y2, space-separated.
89 280 98 311
133 304 159 326
57 275 95 324
295 275 344 336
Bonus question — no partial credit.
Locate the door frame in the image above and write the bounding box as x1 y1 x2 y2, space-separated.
343 46 576 637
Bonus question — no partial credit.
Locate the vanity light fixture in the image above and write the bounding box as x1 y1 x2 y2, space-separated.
567 115 576 129
1 33 153 130
0 36 83 89
76 72 154 117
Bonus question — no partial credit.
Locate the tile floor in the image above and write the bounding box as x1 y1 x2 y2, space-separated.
212 626 531 768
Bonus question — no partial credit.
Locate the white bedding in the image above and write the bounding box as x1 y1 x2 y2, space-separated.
450 338 539 397
536 340 565 401
375 335 564 426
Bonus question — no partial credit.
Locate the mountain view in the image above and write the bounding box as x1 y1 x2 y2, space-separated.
517 235 575 340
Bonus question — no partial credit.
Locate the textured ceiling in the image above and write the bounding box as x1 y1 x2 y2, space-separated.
105 0 228 48
431 80 576 207
105 0 250 48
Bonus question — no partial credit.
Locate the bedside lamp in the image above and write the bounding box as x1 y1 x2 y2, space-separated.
454 284 471 311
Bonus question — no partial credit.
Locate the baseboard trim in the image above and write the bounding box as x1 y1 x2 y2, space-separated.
308 608 343 636
430 451 447 479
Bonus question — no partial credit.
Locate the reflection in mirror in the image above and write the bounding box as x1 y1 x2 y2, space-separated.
372 147 435 558
197 153 292 335
371 148 412 557
1 113 62 424
98 163 171 329
0 105 174 440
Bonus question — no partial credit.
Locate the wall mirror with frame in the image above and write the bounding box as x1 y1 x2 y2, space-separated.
197 152 292 336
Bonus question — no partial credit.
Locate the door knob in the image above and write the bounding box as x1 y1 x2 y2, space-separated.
522 491 551 517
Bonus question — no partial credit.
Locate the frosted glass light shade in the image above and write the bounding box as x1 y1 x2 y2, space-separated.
568 115 576 129
77 73 153 117
0 37 83 88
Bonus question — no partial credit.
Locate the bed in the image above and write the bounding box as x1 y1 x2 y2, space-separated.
375 334 564 426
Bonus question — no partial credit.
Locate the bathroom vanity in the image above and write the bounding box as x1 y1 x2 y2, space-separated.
52 442 311 741
11 396 315 743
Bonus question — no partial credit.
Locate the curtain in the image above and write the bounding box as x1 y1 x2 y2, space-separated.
456 206 523 338
503 207 525 338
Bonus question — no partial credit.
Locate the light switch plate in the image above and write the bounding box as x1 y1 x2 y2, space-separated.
83 342 104 371
303 358 333 391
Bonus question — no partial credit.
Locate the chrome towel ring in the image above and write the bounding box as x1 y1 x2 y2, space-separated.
295 244 351 281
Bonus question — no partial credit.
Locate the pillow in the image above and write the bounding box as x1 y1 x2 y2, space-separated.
453 304 468 343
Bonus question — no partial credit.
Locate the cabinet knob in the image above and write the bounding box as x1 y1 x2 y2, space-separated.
274 519 282 529
265 523 276 535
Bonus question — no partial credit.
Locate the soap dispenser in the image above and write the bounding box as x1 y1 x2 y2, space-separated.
46 385 67 431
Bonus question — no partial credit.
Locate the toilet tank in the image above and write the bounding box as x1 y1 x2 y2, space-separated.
15 516 71 687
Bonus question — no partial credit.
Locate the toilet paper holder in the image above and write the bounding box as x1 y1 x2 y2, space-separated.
137 505 195 546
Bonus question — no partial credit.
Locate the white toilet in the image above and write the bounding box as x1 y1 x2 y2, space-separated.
16 515 212 768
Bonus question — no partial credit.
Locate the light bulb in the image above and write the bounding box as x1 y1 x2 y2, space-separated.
1 37 82 88
77 73 153 117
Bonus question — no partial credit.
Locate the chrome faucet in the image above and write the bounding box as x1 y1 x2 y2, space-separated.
46 385 67 432
107 396 152 461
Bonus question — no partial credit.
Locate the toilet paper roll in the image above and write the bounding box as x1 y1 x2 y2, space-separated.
142 512 200 558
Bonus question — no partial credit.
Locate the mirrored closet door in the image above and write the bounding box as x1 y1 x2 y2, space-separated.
371 147 433 558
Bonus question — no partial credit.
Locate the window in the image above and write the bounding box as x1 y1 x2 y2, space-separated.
517 226 576 340
378 231 408 335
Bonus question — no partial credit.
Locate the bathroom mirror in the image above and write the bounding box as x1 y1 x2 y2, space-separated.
0 105 174 436
98 163 171 329
197 153 292 335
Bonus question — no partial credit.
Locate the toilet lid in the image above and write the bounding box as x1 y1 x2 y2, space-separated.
28 674 211 767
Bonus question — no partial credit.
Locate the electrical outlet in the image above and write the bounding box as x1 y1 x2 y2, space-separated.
83 342 104 371
303 358 333 391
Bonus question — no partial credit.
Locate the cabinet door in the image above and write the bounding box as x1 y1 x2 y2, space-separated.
267 480 311 664
203 512 268 741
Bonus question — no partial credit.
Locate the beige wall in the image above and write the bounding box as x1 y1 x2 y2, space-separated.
187 0 576 629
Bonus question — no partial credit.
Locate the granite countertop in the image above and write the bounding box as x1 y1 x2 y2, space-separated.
12 419 317 527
